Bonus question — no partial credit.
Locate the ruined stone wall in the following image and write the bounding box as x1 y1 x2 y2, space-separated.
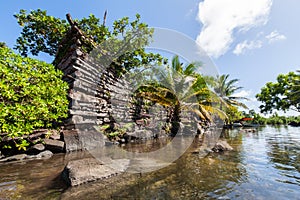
54 18 177 152
54 22 136 151
56 44 132 130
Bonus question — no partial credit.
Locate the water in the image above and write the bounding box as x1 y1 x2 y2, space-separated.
0 126 299 199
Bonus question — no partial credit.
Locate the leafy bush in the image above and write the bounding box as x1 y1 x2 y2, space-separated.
0 46 68 150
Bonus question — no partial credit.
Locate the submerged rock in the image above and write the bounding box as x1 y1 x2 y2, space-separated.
241 128 256 133
0 154 27 162
124 129 154 141
0 150 54 162
61 158 120 186
34 150 53 159
212 140 233 152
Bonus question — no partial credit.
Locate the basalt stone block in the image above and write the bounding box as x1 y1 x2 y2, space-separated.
61 158 119 186
62 130 83 152
62 130 106 152
44 139 65 153
27 143 45 155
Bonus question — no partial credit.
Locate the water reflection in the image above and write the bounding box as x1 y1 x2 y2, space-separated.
0 126 299 199
266 126 300 180
61 131 247 200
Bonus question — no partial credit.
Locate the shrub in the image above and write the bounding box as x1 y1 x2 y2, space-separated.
0 46 68 150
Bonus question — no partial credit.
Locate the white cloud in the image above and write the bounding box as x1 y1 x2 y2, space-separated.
196 0 273 58
233 90 252 98
233 30 286 55
266 30 287 43
233 40 263 55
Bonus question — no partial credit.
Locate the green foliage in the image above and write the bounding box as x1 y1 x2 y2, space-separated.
289 70 300 109
212 74 248 110
265 113 300 125
242 109 300 125
256 71 299 113
135 56 228 135
99 124 110 131
14 9 108 57
122 122 134 131
107 128 127 140
99 124 127 141
14 9 70 57
224 106 244 124
242 109 267 125
14 9 163 71
0 42 6 48
0 46 68 149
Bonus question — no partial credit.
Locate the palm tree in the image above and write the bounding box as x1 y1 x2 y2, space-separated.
136 56 226 135
212 74 248 111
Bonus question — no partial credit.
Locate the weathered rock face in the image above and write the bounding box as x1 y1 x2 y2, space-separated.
124 130 156 142
61 130 83 152
0 154 27 162
212 140 233 152
62 130 106 152
43 139 65 153
49 131 61 140
61 158 120 186
55 22 135 128
55 22 136 152
27 143 45 155
0 150 53 162
34 150 53 158
27 150 53 159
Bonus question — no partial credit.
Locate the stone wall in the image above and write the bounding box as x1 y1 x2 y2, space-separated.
55 20 134 151
54 16 194 151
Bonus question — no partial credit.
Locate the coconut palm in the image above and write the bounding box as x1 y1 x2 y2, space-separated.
212 74 248 110
136 56 226 135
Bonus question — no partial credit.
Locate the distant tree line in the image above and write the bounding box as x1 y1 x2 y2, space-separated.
242 109 300 126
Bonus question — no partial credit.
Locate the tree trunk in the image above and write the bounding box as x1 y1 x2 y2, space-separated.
170 103 181 136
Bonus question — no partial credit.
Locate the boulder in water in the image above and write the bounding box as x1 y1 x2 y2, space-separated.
61 158 120 186
212 140 233 152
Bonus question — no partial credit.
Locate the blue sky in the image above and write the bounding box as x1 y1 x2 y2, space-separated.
0 0 299 115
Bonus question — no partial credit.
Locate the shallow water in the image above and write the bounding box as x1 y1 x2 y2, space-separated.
0 126 299 199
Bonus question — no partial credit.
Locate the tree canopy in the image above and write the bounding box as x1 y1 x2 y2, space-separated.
14 9 164 71
256 71 300 113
